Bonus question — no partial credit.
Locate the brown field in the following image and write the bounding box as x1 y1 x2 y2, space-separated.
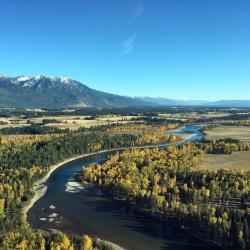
206 126 250 143
201 151 250 170
158 111 232 122
0 117 28 128
0 115 141 130
39 115 140 130
203 125 250 170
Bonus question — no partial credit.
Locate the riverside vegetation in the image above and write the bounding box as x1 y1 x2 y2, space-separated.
82 143 250 249
1 228 115 250
1 108 250 249
195 138 250 154
0 122 177 249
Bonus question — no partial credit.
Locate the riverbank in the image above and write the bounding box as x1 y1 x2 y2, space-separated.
168 124 206 143
22 140 180 222
23 126 206 250
101 194 221 249
80 165 221 249
23 140 189 250
23 124 208 223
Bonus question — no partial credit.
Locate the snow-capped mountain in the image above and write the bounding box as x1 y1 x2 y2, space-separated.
9 75 80 88
0 74 149 108
0 74 249 108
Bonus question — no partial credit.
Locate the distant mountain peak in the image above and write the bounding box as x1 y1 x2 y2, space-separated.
6 75 79 89
0 73 9 78
34 75 44 80
15 75 73 83
16 76 32 82
136 96 210 106
1 73 249 108
0 73 149 108
50 76 74 85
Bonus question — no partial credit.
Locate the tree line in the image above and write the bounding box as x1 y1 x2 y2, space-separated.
81 144 250 249
195 138 250 154
0 124 68 135
0 123 176 236
0 227 115 250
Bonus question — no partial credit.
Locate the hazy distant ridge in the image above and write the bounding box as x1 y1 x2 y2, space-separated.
135 97 210 106
137 97 250 108
0 74 249 108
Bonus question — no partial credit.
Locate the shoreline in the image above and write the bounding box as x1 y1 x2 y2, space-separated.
22 141 179 222
22 141 186 250
22 128 204 223
90 186 221 249
22 126 205 250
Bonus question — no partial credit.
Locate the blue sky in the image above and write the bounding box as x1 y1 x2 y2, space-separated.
0 0 250 100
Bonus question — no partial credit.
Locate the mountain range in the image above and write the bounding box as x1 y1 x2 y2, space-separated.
0 74 148 108
135 97 210 106
0 74 250 108
136 97 250 108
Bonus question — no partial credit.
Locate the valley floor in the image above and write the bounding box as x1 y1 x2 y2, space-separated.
206 126 250 143
201 151 250 170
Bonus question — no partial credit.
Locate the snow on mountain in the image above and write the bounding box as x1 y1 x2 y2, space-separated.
7 75 77 88
0 73 9 78
16 76 32 82
34 75 44 81
49 76 74 85
0 73 149 108
1 73 249 108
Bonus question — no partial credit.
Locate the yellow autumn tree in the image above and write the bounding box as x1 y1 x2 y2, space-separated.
81 235 93 250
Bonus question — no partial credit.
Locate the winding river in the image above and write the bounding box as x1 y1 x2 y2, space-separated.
28 125 209 250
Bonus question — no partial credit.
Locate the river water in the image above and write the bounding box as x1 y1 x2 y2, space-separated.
28 125 209 250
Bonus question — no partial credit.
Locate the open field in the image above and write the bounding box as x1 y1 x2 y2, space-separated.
206 126 250 143
0 117 29 127
201 151 250 170
203 125 250 170
0 115 141 130
38 115 140 130
159 111 232 121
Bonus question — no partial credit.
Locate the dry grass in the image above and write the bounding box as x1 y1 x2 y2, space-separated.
201 151 250 170
202 125 250 170
158 111 231 122
39 115 139 130
0 115 140 130
206 126 250 143
0 117 28 128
